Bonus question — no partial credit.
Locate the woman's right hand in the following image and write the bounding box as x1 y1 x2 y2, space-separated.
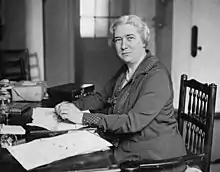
54 101 83 124
54 101 69 115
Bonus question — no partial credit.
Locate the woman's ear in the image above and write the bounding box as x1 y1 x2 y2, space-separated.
142 42 147 48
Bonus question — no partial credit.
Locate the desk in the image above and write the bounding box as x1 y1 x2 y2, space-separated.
0 148 117 172
0 99 119 172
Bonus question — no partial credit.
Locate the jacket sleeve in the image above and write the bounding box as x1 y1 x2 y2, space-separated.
99 69 172 133
73 65 125 111
73 80 115 111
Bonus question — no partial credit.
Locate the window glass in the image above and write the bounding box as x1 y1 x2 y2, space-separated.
95 0 109 17
80 17 95 37
95 18 109 37
80 0 125 38
80 0 95 16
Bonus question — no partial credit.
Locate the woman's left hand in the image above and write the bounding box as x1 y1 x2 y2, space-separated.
55 102 83 124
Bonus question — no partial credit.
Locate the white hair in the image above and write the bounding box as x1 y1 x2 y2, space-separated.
109 15 151 46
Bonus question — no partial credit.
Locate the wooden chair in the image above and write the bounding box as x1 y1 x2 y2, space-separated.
120 74 217 172
0 49 30 81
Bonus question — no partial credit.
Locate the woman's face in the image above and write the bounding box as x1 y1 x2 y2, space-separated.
113 24 146 64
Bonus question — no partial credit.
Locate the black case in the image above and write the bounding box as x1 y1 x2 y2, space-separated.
47 83 95 104
9 102 31 115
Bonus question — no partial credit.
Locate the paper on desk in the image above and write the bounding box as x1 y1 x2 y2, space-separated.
27 107 90 131
0 125 25 135
7 130 112 170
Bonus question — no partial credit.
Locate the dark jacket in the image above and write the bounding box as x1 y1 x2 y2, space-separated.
74 52 186 167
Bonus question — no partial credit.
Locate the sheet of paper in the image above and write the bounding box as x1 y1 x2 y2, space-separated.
0 125 25 135
27 107 89 131
7 130 112 170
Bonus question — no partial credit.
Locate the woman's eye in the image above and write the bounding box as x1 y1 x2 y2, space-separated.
114 39 121 42
127 37 134 41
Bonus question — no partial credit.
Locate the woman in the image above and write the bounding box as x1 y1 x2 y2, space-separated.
55 15 186 171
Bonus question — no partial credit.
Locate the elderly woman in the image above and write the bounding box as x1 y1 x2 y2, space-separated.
55 15 186 171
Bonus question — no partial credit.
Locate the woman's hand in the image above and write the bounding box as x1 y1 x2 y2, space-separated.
55 102 83 124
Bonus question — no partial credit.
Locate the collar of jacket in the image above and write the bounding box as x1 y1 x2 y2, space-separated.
124 50 159 83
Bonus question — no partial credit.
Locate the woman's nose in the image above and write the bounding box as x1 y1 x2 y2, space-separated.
121 39 128 50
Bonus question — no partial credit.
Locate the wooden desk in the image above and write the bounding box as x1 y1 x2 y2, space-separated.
0 148 117 172
0 99 119 172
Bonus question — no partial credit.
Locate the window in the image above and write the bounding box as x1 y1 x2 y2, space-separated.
80 0 128 38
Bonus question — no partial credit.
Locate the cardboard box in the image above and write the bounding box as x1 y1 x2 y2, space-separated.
11 81 46 102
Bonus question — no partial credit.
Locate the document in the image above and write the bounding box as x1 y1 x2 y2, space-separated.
0 125 25 135
7 130 112 170
27 107 89 131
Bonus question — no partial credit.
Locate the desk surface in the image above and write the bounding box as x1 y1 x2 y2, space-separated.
0 148 117 172
0 99 118 172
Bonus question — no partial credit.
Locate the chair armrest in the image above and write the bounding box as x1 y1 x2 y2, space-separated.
120 153 205 170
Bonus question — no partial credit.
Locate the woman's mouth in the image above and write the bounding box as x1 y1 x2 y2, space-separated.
122 52 131 56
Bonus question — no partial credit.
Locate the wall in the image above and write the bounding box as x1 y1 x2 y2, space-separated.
130 0 173 73
0 0 26 49
155 0 173 72
171 0 192 109
25 0 44 81
130 0 156 55
44 0 75 87
77 38 122 92
76 0 127 92
172 1 220 170
172 0 220 111
0 0 44 81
